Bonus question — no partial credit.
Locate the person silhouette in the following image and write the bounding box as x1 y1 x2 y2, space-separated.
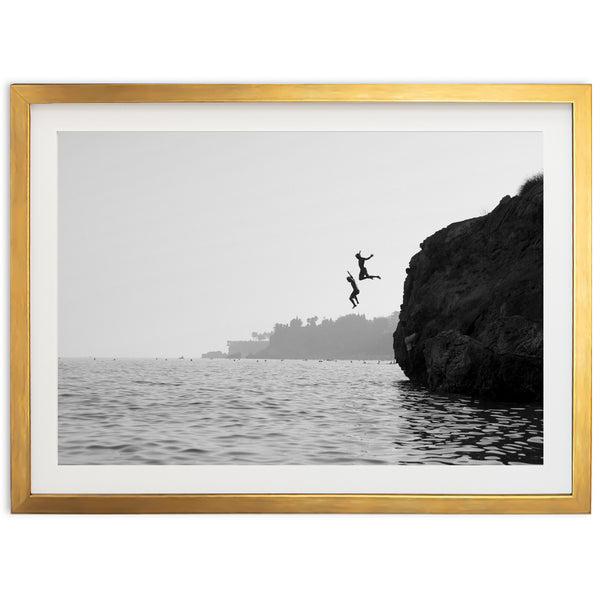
355 251 381 280
346 271 360 308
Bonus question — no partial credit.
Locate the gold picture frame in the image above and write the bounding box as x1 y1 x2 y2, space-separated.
10 84 591 513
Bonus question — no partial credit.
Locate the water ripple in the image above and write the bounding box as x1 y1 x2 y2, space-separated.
58 358 543 465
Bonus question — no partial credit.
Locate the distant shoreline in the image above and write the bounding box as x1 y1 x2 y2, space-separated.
59 357 397 362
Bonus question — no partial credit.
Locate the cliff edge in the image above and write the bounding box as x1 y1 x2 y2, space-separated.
393 176 543 402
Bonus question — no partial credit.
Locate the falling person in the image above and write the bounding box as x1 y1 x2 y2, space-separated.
347 271 360 308
355 251 381 280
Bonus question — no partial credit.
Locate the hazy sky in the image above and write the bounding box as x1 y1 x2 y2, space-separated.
59 131 542 356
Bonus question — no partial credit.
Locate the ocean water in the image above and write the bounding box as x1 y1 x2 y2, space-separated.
58 358 543 465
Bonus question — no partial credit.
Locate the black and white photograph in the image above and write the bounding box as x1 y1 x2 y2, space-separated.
3 0 597 597
58 130 544 466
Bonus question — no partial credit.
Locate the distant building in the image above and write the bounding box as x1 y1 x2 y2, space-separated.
226 340 270 358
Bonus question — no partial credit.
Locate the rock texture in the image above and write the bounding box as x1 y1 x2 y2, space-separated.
393 177 543 402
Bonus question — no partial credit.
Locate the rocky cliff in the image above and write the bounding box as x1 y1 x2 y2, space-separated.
393 176 543 402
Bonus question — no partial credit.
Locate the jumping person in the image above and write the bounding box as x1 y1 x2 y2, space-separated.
355 251 381 280
347 271 360 308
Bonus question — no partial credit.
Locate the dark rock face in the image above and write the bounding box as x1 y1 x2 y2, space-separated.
393 178 543 402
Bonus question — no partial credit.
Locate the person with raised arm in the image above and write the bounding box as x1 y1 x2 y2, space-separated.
346 271 360 308
355 251 381 280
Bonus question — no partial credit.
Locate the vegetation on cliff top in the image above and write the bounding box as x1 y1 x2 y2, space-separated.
518 172 543 197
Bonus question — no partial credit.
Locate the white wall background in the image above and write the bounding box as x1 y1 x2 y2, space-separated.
1 1 596 598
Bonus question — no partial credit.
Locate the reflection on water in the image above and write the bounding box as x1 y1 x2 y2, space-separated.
58 358 543 465
392 381 542 464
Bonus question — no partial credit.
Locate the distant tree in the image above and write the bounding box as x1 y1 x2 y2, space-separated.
253 312 398 359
